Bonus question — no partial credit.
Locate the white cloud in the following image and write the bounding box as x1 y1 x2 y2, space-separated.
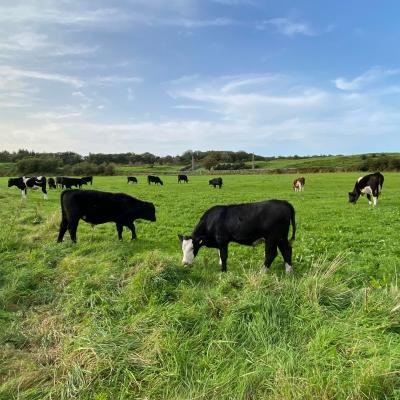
0 66 83 87
258 17 315 36
334 67 400 91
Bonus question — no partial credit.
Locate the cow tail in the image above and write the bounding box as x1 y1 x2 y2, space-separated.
290 205 296 242
60 191 67 220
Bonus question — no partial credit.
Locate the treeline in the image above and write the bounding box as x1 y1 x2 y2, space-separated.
14 158 116 176
0 149 266 175
359 153 400 171
0 149 265 165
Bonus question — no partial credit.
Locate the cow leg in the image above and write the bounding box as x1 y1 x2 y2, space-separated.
42 187 48 200
116 223 123 240
57 217 68 242
372 189 379 207
67 218 79 243
264 240 278 271
366 193 372 205
278 239 293 274
127 222 137 240
219 245 228 272
21 189 27 198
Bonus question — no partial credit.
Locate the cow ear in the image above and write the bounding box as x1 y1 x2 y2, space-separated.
178 234 184 242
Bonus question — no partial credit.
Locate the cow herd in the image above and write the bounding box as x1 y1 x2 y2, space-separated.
6 171 385 273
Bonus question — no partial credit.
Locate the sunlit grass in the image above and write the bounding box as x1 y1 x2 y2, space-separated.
1 173 400 399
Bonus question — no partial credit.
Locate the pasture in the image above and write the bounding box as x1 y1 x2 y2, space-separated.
1 173 400 399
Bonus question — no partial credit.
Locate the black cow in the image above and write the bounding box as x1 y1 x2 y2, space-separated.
127 176 138 184
48 177 57 189
81 176 93 185
348 172 384 207
209 177 223 188
61 177 86 189
8 176 48 199
148 175 163 185
56 176 64 188
57 190 156 243
179 199 295 273
178 174 188 183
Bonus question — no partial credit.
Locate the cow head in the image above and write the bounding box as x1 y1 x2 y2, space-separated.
348 191 359 204
159 179 164 186
145 202 157 221
8 178 17 187
178 234 202 265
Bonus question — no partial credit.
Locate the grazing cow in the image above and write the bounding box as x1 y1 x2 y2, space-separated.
209 177 223 188
293 176 305 192
348 172 384 207
57 190 156 243
178 174 189 183
148 175 163 185
56 176 64 188
61 177 86 189
179 199 295 273
8 176 48 199
81 176 93 185
48 177 57 189
127 176 138 184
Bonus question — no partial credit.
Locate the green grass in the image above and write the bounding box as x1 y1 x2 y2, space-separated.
1 173 400 399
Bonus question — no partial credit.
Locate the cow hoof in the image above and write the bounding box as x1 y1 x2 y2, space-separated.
285 263 293 274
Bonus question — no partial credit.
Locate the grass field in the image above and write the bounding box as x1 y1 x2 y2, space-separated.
1 173 400 399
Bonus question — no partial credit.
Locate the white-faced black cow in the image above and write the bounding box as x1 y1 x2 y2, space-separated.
178 174 188 183
179 199 295 273
348 172 384 207
57 190 156 243
48 177 57 189
209 177 223 188
61 177 86 189
148 175 163 185
127 176 138 184
293 176 305 192
81 176 93 185
8 176 48 199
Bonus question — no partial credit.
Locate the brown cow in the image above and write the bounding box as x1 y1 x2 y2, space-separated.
293 176 305 192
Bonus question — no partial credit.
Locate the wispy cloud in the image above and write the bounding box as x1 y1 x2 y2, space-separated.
258 17 315 36
334 67 400 91
0 66 83 87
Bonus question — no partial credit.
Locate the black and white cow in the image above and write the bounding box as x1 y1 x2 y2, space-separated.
348 172 384 207
148 175 163 185
8 176 48 199
61 177 86 189
48 177 57 189
179 199 295 273
81 176 93 185
178 174 188 183
57 190 156 243
127 176 138 184
209 177 223 188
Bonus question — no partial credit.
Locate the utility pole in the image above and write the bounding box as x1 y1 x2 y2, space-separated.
252 152 255 169
192 152 195 171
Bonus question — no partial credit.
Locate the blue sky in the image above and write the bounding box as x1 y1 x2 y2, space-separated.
0 0 399 156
